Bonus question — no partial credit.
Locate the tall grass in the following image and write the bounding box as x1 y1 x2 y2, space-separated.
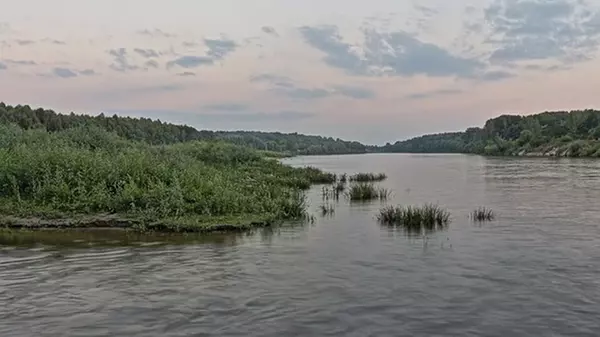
349 172 388 182
471 207 495 221
377 204 450 233
347 182 390 201
0 124 334 231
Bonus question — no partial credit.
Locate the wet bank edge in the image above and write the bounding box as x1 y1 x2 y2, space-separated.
0 213 284 234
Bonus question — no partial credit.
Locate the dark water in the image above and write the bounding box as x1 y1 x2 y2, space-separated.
2 154 600 336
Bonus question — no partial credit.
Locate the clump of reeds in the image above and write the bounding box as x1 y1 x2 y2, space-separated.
347 182 390 201
319 203 335 216
349 172 387 182
377 204 450 232
471 207 495 221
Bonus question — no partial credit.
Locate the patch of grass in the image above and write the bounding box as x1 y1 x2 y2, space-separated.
350 172 387 182
0 124 335 233
347 182 390 201
471 207 495 221
377 204 450 233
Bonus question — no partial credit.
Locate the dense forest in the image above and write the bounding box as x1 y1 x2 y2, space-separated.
0 103 368 156
381 109 600 157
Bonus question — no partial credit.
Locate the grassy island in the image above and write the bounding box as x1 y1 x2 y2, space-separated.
0 103 339 233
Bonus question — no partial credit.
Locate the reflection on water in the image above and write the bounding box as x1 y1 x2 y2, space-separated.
2 154 600 336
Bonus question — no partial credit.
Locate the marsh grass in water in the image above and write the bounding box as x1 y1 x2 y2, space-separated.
349 173 387 182
319 203 335 217
471 207 495 222
377 204 450 233
347 183 391 202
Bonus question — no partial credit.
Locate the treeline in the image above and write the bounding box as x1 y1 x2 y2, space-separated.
0 103 368 155
381 109 600 157
215 131 368 155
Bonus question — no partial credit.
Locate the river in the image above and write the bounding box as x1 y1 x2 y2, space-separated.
1 153 600 336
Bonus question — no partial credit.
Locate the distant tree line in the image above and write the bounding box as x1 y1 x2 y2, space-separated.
381 109 600 157
0 103 369 155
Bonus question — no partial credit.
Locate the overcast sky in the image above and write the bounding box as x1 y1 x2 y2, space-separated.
2 0 600 144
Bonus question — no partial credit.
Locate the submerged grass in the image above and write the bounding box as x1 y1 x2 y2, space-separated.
319 203 335 217
471 207 495 222
0 124 335 233
377 204 450 233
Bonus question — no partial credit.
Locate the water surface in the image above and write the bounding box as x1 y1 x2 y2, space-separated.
2 154 600 336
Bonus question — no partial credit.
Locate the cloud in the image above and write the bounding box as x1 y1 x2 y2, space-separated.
203 103 248 111
204 38 237 59
40 67 97 78
363 29 484 78
166 38 237 69
5 59 37 66
133 48 160 58
129 84 184 93
108 48 139 72
285 87 331 99
183 41 199 47
137 28 176 38
484 0 600 64
251 72 374 100
299 25 485 79
0 22 10 34
0 62 6 70
15 39 35 46
108 109 315 125
198 110 316 122
177 71 195 76
414 5 438 17
52 67 78 78
166 55 214 68
250 73 293 86
37 38 66 45
333 85 376 99
261 26 279 36
144 60 159 68
406 89 463 100
480 70 515 81
299 25 367 75
79 69 96 76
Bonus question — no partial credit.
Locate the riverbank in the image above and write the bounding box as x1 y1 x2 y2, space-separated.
0 123 335 233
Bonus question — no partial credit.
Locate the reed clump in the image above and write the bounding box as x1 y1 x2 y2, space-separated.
319 203 335 216
377 204 450 232
347 182 390 201
349 172 387 182
471 207 495 221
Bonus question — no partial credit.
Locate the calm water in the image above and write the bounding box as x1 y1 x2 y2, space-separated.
2 154 600 336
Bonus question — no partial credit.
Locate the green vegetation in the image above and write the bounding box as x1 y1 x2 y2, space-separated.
0 103 369 156
215 131 370 155
319 203 335 217
471 207 495 222
347 183 390 202
377 204 450 232
0 119 338 232
349 172 387 182
381 109 600 157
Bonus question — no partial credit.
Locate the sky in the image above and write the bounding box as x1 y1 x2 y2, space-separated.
2 0 600 144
